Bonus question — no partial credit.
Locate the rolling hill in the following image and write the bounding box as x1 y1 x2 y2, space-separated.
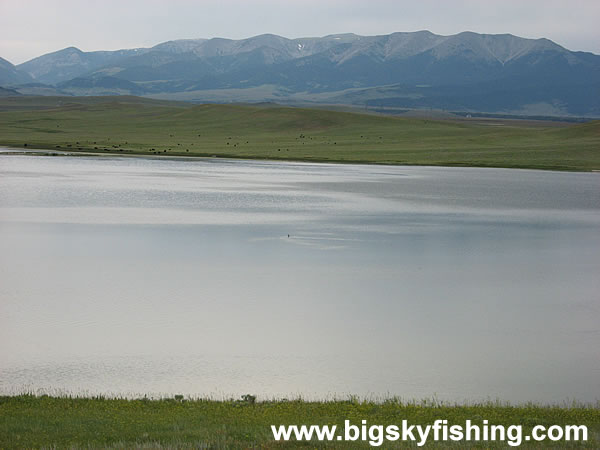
0 96 598 170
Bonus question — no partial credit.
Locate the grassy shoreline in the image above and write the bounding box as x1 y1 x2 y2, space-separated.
2 145 597 173
1 96 598 172
1 394 599 448
2 147 595 176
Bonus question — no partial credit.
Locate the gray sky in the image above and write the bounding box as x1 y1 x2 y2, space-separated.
1 0 599 64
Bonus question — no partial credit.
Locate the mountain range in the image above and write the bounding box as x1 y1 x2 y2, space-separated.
1 31 599 116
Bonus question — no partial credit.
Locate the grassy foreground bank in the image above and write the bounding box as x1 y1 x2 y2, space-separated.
0 96 599 171
1 395 599 448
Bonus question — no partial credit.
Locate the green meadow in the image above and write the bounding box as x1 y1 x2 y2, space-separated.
1 395 599 448
0 96 598 171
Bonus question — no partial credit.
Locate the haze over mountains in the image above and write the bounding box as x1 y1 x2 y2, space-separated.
1 31 599 117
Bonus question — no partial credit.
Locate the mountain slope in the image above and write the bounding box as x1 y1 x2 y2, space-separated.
0 57 32 85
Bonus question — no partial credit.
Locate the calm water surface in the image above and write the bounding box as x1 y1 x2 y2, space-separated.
1 151 599 403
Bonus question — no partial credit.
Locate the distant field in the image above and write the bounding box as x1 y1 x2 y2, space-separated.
1 395 599 448
0 96 598 170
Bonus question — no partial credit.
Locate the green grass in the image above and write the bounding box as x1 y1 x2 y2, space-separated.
0 96 599 171
1 395 599 449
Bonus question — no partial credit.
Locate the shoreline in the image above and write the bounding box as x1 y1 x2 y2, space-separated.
1 146 595 173
1 392 598 407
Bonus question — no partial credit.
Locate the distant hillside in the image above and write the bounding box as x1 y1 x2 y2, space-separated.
0 86 22 97
57 76 145 96
5 31 600 116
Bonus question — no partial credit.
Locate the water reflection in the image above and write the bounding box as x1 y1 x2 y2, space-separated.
1 153 599 403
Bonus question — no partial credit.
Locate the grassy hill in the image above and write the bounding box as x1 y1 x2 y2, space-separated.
0 96 598 171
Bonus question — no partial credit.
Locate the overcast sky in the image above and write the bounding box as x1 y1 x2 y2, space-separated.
1 0 599 64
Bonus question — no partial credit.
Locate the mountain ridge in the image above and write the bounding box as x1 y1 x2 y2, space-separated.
2 31 599 116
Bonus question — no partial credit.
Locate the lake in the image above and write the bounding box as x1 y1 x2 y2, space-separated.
1 151 599 404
